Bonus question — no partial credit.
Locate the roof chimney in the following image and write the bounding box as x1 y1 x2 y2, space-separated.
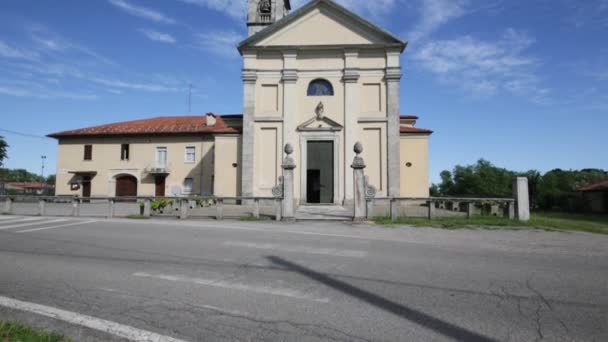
206 113 216 126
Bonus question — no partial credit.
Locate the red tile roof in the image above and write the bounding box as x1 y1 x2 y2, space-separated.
5 182 50 189
400 126 433 134
577 180 608 192
48 115 241 138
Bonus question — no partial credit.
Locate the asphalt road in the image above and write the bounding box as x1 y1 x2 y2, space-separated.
0 215 606 341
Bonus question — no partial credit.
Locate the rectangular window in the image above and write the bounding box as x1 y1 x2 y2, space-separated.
156 147 167 168
121 144 130 161
184 178 194 193
84 145 93 161
185 146 196 163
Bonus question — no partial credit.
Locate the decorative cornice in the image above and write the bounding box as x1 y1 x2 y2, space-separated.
385 67 402 81
242 69 258 83
282 69 298 83
343 68 360 83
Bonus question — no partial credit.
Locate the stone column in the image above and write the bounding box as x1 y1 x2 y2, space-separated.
179 199 189 220
282 51 298 202
38 199 46 216
513 177 530 221
4 197 12 215
241 56 257 200
72 198 80 217
386 51 402 199
352 142 367 222
143 199 151 217
281 144 296 221
343 49 360 205
107 199 114 219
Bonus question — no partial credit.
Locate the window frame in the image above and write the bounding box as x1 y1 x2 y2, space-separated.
121 144 130 161
156 146 168 167
183 177 194 194
307 79 334 96
184 146 196 164
83 145 93 161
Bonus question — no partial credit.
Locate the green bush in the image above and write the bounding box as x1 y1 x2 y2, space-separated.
151 199 173 211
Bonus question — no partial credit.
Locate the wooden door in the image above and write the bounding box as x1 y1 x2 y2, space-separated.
115 175 138 197
82 181 91 198
155 176 166 197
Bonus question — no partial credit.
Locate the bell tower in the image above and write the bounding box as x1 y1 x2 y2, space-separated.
247 0 291 36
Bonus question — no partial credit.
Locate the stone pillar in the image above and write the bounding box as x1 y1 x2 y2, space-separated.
107 199 114 219
4 197 13 215
253 199 260 218
343 49 360 205
216 199 224 220
513 177 530 221
427 201 435 220
72 198 80 217
352 142 367 222
386 53 402 199
281 144 296 221
143 199 151 217
179 199 189 220
241 56 257 200
282 51 298 202
466 202 475 219
38 199 46 216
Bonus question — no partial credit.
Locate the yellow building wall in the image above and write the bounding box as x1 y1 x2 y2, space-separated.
400 135 430 197
55 136 215 197
213 135 241 198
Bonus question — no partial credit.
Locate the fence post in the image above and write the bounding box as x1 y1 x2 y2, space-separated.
179 199 189 220
216 198 224 220
38 199 46 216
72 198 80 217
513 177 530 221
4 197 13 215
281 144 296 222
143 199 151 217
107 199 114 219
466 202 474 219
508 201 515 220
366 199 374 220
390 198 398 221
427 200 435 220
253 198 260 219
352 142 367 222
275 198 282 221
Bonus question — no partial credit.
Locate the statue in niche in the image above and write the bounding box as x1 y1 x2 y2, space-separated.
259 0 271 13
315 102 325 120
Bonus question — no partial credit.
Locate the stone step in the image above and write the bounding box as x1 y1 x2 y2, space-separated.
295 205 353 221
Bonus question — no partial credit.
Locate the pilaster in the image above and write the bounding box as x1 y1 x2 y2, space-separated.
343 49 360 204
242 63 258 198
386 63 402 198
282 50 298 200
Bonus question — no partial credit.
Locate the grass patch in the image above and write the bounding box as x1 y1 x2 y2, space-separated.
126 215 149 220
0 321 71 342
374 212 608 235
239 216 266 222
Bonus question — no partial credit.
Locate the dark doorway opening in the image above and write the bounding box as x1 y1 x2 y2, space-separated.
306 141 334 204
155 176 166 197
81 176 91 202
116 175 138 198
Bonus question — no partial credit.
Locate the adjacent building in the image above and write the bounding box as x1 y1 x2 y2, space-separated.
49 0 433 204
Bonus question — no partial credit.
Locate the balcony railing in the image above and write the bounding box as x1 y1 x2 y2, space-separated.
144 163 171 175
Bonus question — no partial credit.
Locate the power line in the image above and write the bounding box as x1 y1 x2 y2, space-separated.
0 128 50 139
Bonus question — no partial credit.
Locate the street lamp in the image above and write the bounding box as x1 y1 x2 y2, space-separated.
41 155 47 195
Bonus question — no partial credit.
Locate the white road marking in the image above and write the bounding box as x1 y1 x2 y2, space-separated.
0 215 19 220
0 218 51 230
0 295 188 342
224 241 367 258
133 272 329 303
16 220 98 233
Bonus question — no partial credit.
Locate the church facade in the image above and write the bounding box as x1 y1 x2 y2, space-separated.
50 0 432 203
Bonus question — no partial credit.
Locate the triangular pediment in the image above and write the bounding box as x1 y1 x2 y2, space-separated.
298 104 343 131
239 0 405 51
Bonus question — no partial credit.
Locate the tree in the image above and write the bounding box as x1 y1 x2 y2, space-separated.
46 174 56 186
0 136 7 168
437 159 516 197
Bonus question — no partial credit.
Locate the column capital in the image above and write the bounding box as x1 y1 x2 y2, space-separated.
343 68 360 83
385 67 402 82
282 69 298 83
242 69 258 83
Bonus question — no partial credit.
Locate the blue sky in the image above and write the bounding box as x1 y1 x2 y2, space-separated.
0 0 607 183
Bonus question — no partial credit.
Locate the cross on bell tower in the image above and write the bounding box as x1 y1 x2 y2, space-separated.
247 0 292 36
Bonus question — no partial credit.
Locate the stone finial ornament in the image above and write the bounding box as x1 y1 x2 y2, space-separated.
354 141 363 154
315 102 325 120
351 142 366 169
282 143 296 169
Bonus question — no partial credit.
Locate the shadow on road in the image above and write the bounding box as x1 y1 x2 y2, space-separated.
266 255 497 342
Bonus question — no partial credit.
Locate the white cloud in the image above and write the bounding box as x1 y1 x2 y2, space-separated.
0 41 39 60
407 0 469 41
195 31 242 58
138 29 177 44
88 77 182 93
108 0 175 24
0 84 98 100
176 0 245 19
412 29 548 100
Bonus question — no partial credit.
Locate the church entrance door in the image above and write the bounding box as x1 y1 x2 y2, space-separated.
306 141 334 204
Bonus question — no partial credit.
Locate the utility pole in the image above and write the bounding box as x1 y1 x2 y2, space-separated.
188 84 193 114
41 155 46 195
